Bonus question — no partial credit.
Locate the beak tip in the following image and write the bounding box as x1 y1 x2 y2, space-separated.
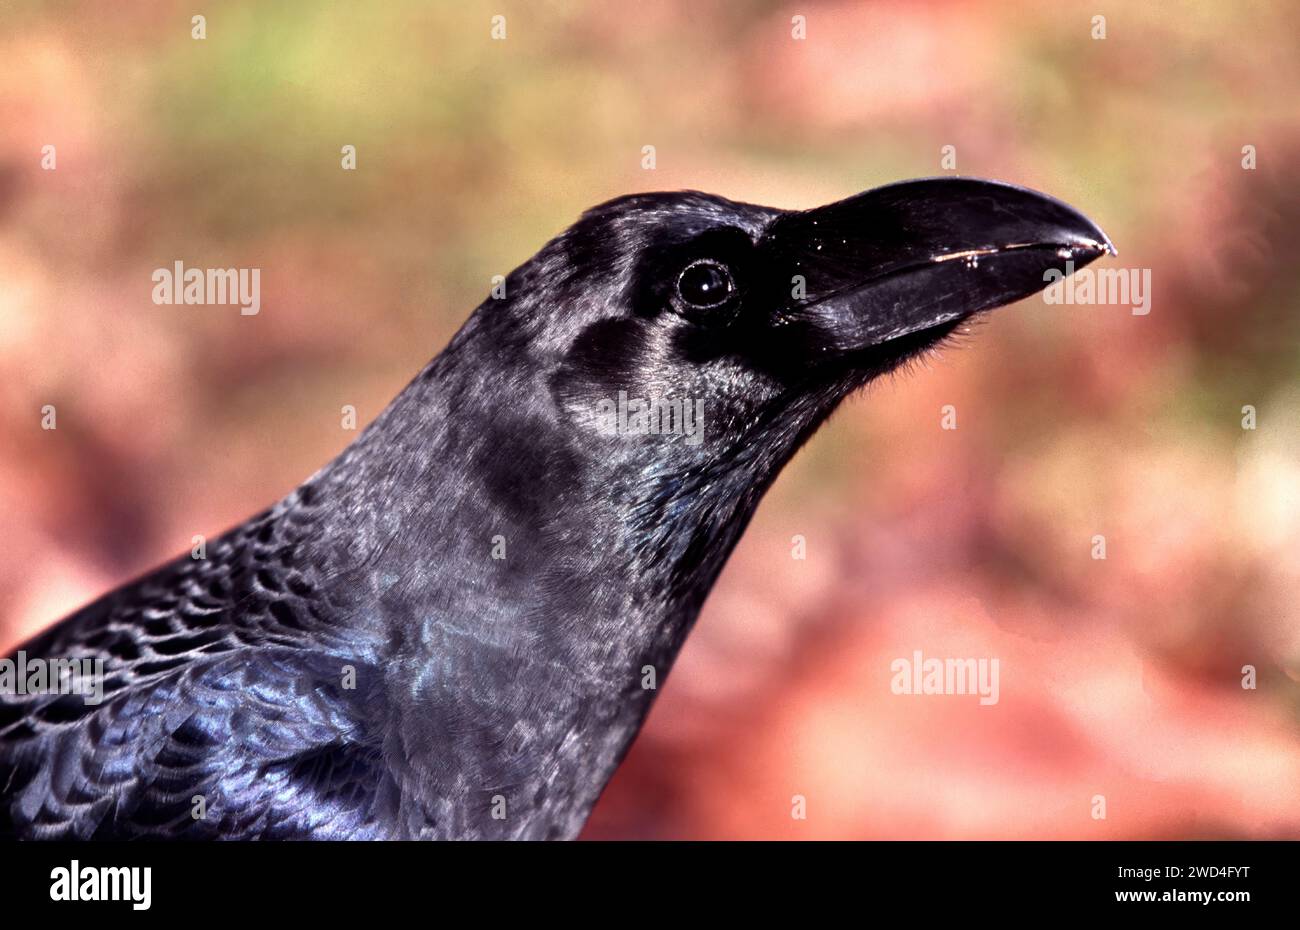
1064 209 1115 260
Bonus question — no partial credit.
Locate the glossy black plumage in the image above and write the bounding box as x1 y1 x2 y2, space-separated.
0 179 1111 839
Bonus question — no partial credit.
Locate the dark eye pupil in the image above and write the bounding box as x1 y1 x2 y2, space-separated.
678 261 733 308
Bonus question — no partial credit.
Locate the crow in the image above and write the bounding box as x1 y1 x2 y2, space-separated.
0 178 1112 840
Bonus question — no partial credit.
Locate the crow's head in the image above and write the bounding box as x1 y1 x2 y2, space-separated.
440 178 1113 600
499 177 1108 462
533 179 1110 383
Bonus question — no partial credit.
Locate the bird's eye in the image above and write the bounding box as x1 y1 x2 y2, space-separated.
676 259 735 309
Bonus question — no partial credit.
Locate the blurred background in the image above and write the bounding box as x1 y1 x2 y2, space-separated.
2 0 1298 838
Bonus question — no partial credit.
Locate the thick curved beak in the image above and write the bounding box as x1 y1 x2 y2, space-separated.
759 177 1115 354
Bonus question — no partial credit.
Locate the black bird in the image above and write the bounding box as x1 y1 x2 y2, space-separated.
0 178 1111 839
